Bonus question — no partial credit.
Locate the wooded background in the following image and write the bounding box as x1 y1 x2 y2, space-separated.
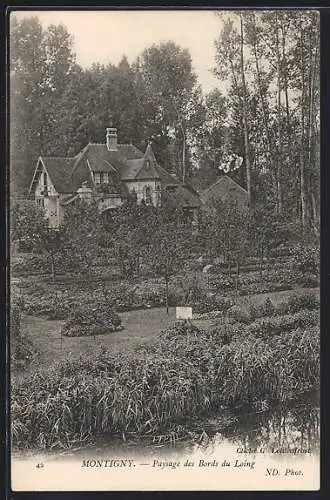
10 10 319 231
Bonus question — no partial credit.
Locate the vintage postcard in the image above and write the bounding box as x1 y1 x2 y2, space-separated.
9 9 320 491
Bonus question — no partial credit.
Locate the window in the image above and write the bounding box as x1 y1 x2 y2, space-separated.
94 172 101 184
131 188 137 202
95 172 109 184
155 182 161 191
36 198 44 208
145 185 152 205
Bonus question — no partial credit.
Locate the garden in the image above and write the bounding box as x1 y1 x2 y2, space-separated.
10 198 320 453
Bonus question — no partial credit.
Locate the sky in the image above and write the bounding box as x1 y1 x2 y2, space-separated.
12 10 225 94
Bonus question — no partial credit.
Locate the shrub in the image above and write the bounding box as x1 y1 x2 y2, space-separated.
290 244 319 281
11 254 50 275
61 305 122 337
227 305 250 324
248 298 275 320
277 293 319 315
11 301 34 368
249 310 319 337
214 295 234 312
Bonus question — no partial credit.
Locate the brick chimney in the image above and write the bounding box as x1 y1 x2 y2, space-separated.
106 127 117 151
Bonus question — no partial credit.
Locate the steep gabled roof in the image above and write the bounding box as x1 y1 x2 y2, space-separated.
200 175 248 207
165 184 201 208
29 157 77 195
156 164 181 186
120 143 180 183
30 139 183 196
117 144 145 160
121 158 145 180
82 144 135 173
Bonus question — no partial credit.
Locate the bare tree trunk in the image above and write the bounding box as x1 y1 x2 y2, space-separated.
251 14 273 165
235 260 240 296
50 253 56 282
280 17 292 216
275 12 283 215
311 40 319 229
239 13 252 207
259 242 264 277
299 20 308 229
307 29 318 228
280 20 291 139
165 274 169 315
311 193 318 233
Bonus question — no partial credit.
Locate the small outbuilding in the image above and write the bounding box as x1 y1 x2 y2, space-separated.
200 175 248 211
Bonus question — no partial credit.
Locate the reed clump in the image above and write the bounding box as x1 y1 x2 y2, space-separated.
12 306 319 450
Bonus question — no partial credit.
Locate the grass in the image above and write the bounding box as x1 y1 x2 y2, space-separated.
16 307 177 378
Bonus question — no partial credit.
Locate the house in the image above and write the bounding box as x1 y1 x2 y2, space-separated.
29 128 200 227
200 175 248 211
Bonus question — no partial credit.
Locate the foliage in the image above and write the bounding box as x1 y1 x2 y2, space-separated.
276 293 319 315
249 310 319 338
10 12 319 235
11 201 49 250
11 298 34 368
61 305 121 337
11 254 50 275
10 16 77 195
62 200 102 275
227 305 250 324
290 244 319 276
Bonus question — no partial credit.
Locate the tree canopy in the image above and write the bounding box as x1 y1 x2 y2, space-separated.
10 12 319 231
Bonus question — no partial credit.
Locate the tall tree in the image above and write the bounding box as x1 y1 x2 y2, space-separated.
10 16 77 194
214 15 253 206
137 41 198 179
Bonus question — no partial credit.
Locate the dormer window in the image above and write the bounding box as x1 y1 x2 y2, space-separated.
94 172 109 184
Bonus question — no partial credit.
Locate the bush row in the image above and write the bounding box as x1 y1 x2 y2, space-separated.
197 293 319 327
248 310 319 337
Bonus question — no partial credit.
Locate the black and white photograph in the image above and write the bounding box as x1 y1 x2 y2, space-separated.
9 9 320 491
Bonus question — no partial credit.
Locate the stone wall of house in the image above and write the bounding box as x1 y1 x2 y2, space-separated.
124 180 161 206
35 168 57 198
35 169 59 227
98 195 123 212
57 195 71 226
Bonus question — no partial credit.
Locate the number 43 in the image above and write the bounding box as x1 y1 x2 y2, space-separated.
36 463 44 469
